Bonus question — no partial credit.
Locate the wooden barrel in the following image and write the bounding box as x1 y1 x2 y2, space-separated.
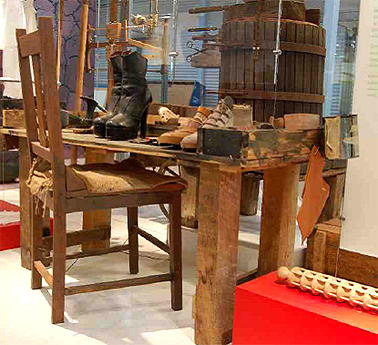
224 0 306 22
220 5 326 122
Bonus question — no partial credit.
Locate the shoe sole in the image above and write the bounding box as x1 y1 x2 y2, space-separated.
105 126 139 140
94 123 106 138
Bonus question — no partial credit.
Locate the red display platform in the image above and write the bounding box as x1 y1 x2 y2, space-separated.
0 200 21 251
0 200 53 251
233 271 378 345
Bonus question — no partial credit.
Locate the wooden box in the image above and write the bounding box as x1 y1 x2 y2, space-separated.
324 114 359 160
197 127 323 161
2 109 25 128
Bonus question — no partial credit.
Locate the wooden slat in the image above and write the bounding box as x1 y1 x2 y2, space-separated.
245 21 254 92
82 148 113 251
311 27 320 113
312 230 327 272
31 141 52 162
277 22 287 117
18 31 42 57
230 22 238 91
285 22 296 115
42 227 111 251
65 273 172 296
16 29 39 144
263 21 275 122
194 164 242 345
303 24 313 113
236 21 245 91
258 164 300 275
31 55 48 147
34 260 53 288
135 226 170 254
294 23 305 113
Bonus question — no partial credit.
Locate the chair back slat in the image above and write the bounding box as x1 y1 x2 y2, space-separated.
16 17 66 197
18 31 42 58
31 55 48 147
16 29 39 144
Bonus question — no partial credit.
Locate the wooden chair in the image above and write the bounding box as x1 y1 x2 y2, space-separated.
16 16 185 324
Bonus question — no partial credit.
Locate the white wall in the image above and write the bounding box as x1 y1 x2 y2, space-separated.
341 0 378 256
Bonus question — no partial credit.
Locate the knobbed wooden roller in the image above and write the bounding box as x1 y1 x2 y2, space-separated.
277 267 378 312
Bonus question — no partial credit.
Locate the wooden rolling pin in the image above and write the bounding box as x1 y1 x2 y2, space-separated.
277 266 378 312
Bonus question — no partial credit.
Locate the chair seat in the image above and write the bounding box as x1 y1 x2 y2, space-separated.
28 158 187 199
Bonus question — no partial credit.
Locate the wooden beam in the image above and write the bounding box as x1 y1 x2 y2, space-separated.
65 273 172 295
34 261 53 288
18 31 41 57
194 163 242 345
135 226 170 254
258 164 300 275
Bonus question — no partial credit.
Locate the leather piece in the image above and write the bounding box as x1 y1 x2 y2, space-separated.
297 147 330 243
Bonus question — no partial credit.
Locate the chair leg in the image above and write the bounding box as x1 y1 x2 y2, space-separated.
127 207 139 274
31 200 43 289
169 191 183 311
51 211 67 324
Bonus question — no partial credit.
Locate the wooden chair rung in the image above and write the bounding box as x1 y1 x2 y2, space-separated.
65 273 173 296
34 261 53 288
134 226 170 254
42 244 131 265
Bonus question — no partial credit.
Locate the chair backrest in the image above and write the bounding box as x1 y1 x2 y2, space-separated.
16 16 66 197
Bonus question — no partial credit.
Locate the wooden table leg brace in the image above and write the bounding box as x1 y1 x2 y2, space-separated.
194 163 242 345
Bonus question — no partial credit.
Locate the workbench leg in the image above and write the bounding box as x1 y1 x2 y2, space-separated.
194 164 242 345
19 137 32 269
179 163 199 228
258 164 300 276
81 148 113 251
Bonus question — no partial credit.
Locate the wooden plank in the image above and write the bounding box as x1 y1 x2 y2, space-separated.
311 27 320 113
31 55 48 147
284 113 321 131
110 0 118 22
18 138 32 269
285 22 296 115
74 3 89 115
65 273 172 296
318 173 346 223
31 141 52 162
195 164 242 345
244 21 255 92
236 21 245 91
169 191 183 310
247 129 322 160
18 31 41 57
254 19 264 122
264 21 276 122
180 163 200 228
258 164 300 275
135 226 170 254
277 22 287 117
312 230 327 272
34 261 53 288
294 23 305 114
2 110 25 128
303 24 313 113
230 22 238 90
42 227 111 251
82 148 113 251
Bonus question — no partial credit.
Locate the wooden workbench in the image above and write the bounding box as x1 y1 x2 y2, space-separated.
1 127 328 345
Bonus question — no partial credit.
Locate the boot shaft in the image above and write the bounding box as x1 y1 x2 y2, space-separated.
121 52 148 86
110 54 123 85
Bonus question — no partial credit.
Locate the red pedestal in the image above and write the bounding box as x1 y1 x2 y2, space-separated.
1 200 53 251
233 271 378 345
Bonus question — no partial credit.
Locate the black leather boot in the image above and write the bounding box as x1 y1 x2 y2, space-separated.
93 53 123 137
105 51 152 140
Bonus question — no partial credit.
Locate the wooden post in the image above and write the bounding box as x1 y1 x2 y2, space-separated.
56 0 64 82
179 162 200 228
258 164 300 276
81 148 113 251
194 163 242 345
74 2 89 116
19 137 32 269
161 17 169 104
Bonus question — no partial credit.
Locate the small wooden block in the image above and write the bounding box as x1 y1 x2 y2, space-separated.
325 114 359 160
106 22 122 39
284 113 321 131
3 109 25 128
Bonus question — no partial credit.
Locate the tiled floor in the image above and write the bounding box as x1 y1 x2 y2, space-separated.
0 181 306 345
